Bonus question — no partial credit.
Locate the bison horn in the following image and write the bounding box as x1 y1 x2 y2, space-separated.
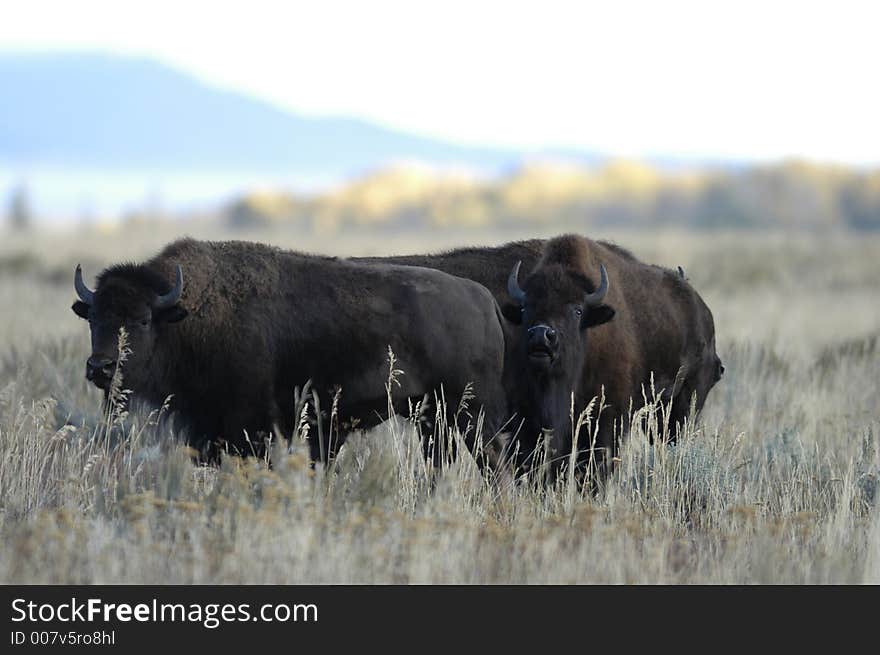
507 260 526 304
154 265 183 310
584 264 609 306
74 264 95 305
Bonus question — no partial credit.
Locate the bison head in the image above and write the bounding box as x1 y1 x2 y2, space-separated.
72 264 187 391
503 260 615 375
501 259 615 470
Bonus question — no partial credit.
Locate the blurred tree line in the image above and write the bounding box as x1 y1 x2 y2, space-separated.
222 160 880 233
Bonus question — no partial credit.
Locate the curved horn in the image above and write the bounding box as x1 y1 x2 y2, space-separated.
507 260 526 304
584 264 609 306
74 264 94 305
154 265 183 310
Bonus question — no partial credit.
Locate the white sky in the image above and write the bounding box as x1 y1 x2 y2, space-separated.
2 0 879 163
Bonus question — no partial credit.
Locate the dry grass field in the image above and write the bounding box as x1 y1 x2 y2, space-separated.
0 223 878 583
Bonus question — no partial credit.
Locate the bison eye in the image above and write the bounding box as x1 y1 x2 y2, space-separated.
574 307 583 317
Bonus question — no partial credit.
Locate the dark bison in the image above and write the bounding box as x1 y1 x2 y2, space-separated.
359 235 722 475
72 238 510 466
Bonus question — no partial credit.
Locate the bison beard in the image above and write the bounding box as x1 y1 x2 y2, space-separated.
72 238 511 469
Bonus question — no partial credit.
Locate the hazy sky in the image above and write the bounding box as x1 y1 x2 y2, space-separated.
2 0 878 163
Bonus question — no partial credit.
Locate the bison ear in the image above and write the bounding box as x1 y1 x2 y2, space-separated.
155 305 188 324
581 304 615 329
501 303 523 325
72 301 90 320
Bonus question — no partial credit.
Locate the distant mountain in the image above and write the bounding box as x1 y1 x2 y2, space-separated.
0 52 604 177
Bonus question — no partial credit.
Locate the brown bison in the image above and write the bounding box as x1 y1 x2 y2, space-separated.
72 238 511 466
360 235 722 475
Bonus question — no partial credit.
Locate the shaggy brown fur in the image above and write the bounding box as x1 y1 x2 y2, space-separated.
73 238 510 466
531 235 720 467
361 235 722 476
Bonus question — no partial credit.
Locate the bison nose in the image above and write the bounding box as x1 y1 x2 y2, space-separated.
86 355 116 380
528 325 558 350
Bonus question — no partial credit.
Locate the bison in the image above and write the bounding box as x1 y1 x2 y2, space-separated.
359 235 722 476
72 238 511 467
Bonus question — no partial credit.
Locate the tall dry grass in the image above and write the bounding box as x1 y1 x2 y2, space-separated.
0 226 877 583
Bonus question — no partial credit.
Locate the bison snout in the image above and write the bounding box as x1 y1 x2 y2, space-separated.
527 325 558 362
86 355 116 387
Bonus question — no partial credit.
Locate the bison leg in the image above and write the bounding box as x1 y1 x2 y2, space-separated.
420 383 514 478
414 392 455 471
571 411 622 492
307 415 348 466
